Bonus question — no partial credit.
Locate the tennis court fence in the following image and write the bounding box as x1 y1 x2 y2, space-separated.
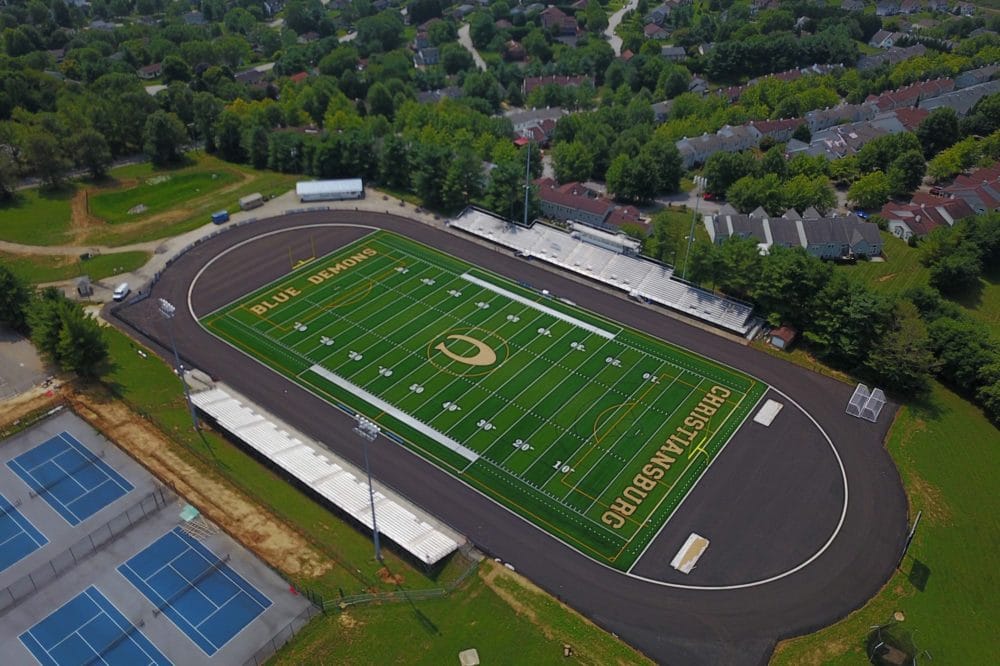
0 486 170 614
241 603 322 666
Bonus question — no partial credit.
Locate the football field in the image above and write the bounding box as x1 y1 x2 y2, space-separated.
201 231 767 571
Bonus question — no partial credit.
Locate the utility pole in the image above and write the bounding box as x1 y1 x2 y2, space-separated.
523 141 532 227
158 299 199 432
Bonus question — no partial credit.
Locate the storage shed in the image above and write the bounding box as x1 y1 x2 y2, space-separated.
769 325 798 350
296 178 364 202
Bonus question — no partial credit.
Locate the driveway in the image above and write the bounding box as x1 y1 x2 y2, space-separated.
458 24 488 72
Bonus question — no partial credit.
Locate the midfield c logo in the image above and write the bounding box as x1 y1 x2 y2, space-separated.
434 334 497 366
428 328 508 376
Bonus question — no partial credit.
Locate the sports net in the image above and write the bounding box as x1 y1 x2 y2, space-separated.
846 384 887 422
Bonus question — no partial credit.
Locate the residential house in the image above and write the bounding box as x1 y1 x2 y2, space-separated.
705 210 883 258
955 63 1000 89
137 63 162 80
957 2 975 16
858 44 927 70
183 11 207 25
414 47 439 67
880 196 974 240
539 7 578 36
869 29 900 48
841 0 865 10
675 125 762 168
523 75 591 95
747 117 801 142
660 45 687 62
504 40 526 62
644 24 670 40
47 48 66 63
866 78 955 112
893 106 930 131
688 77 708 94
235 68 267 86
919 79 1000 116
805 103 876 133
927 0 948 11
534 178 627 230
651 100 674 123
899 0 923 13
453 4 475 19
645 4 672 26
943 162 1000 213
416 86 463 104
508 107 567 145
876 0 900 15
297 31 319 43
288 71 310 84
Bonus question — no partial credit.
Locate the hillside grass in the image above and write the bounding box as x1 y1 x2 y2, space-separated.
100 326 465 598
270 561 651 666
0 187 74 245
836 232 930 296
0 250 149 284
772 382 999 665
88 170 241 225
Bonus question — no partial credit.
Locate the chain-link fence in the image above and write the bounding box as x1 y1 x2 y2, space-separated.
0 487 170 614
240 603 322 666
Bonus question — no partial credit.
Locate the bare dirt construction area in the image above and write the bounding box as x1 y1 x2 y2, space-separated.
60 386 332 580
70 188 109 245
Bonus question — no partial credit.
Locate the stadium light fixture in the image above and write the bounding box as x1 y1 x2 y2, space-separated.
159 298 199 432
353 414 382 562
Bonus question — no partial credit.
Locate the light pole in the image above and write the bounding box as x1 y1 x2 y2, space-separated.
682 177 703 281
353 414 382 562
159 299 199 432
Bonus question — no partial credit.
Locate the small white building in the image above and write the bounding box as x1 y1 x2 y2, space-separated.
296 179 364 202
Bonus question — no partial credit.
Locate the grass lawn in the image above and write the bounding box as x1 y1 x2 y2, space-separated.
270 561 650 666
957 265 1000 331
88 170 241 225
772 382 999 664
836 232 930 296
101 325 467 598
0 187 74 246
0 250 149 284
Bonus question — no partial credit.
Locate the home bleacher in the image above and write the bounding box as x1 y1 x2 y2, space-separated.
450 208 755 336
190 387 460 565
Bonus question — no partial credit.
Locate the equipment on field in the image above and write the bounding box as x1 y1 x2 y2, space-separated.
846 384 887 423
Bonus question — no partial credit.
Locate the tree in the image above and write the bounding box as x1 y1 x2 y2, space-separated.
928 317 997 389
0 265 32 333
441 148 484 210
804 274 892 371
215 111 245 163
23 130 71 188
72 128 112 180
783 174 836 215
28 289 108 379
916 107 959 158
685 241 723 287
792 123 811 143
161 55 191 84
863 300 935 394
523 28 552 63
0 150 17 201
584 0 608 34
553 140 593 184
143 110 188 165
928 248 982 295
644 136 682 193
716 236 762 298
366 82 395 118
605 152 659 203
847 170 891 211
726 173 784 215
440 43 474 75
753 245 832 328
703 150 756 195
887 149 926 196
469 11 496 49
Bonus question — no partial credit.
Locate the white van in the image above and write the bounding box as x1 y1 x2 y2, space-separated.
112 283 130 301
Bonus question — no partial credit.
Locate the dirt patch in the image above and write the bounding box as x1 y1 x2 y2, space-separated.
480 562 543 628
69 188 107 244
906 470 951 525
771 635 860 665
0 387 60 427
877 273 897 282
376 566 405 586
338 612 361 629
62 386 333 580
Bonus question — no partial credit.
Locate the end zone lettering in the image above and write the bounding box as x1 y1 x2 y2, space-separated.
307 247 378 285
249 287 301 316
601 385 732 529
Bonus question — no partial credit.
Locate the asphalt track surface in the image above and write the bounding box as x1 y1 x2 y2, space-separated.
114 211 909 665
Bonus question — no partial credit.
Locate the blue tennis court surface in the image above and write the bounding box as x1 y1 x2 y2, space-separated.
7 432 134 526
19 585 171 666
118 528 272 656
0 492 48 573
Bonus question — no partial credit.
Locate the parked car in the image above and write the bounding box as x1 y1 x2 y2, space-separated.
112 282 130 301
853 209 869 219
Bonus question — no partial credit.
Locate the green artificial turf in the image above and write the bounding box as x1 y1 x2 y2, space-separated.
202 230 766 570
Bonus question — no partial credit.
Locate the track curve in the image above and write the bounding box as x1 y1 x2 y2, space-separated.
114 210 908 665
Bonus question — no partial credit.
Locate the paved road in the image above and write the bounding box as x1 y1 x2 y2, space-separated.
458 24 488 72
605 0 639 56
112 209 908 666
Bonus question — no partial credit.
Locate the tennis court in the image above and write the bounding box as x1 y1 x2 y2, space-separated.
0 492 48 573
118 527 273 656
19 585 170 666
6 432 134 526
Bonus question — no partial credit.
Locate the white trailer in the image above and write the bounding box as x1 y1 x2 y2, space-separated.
296 178 364 202
239 192 264 210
